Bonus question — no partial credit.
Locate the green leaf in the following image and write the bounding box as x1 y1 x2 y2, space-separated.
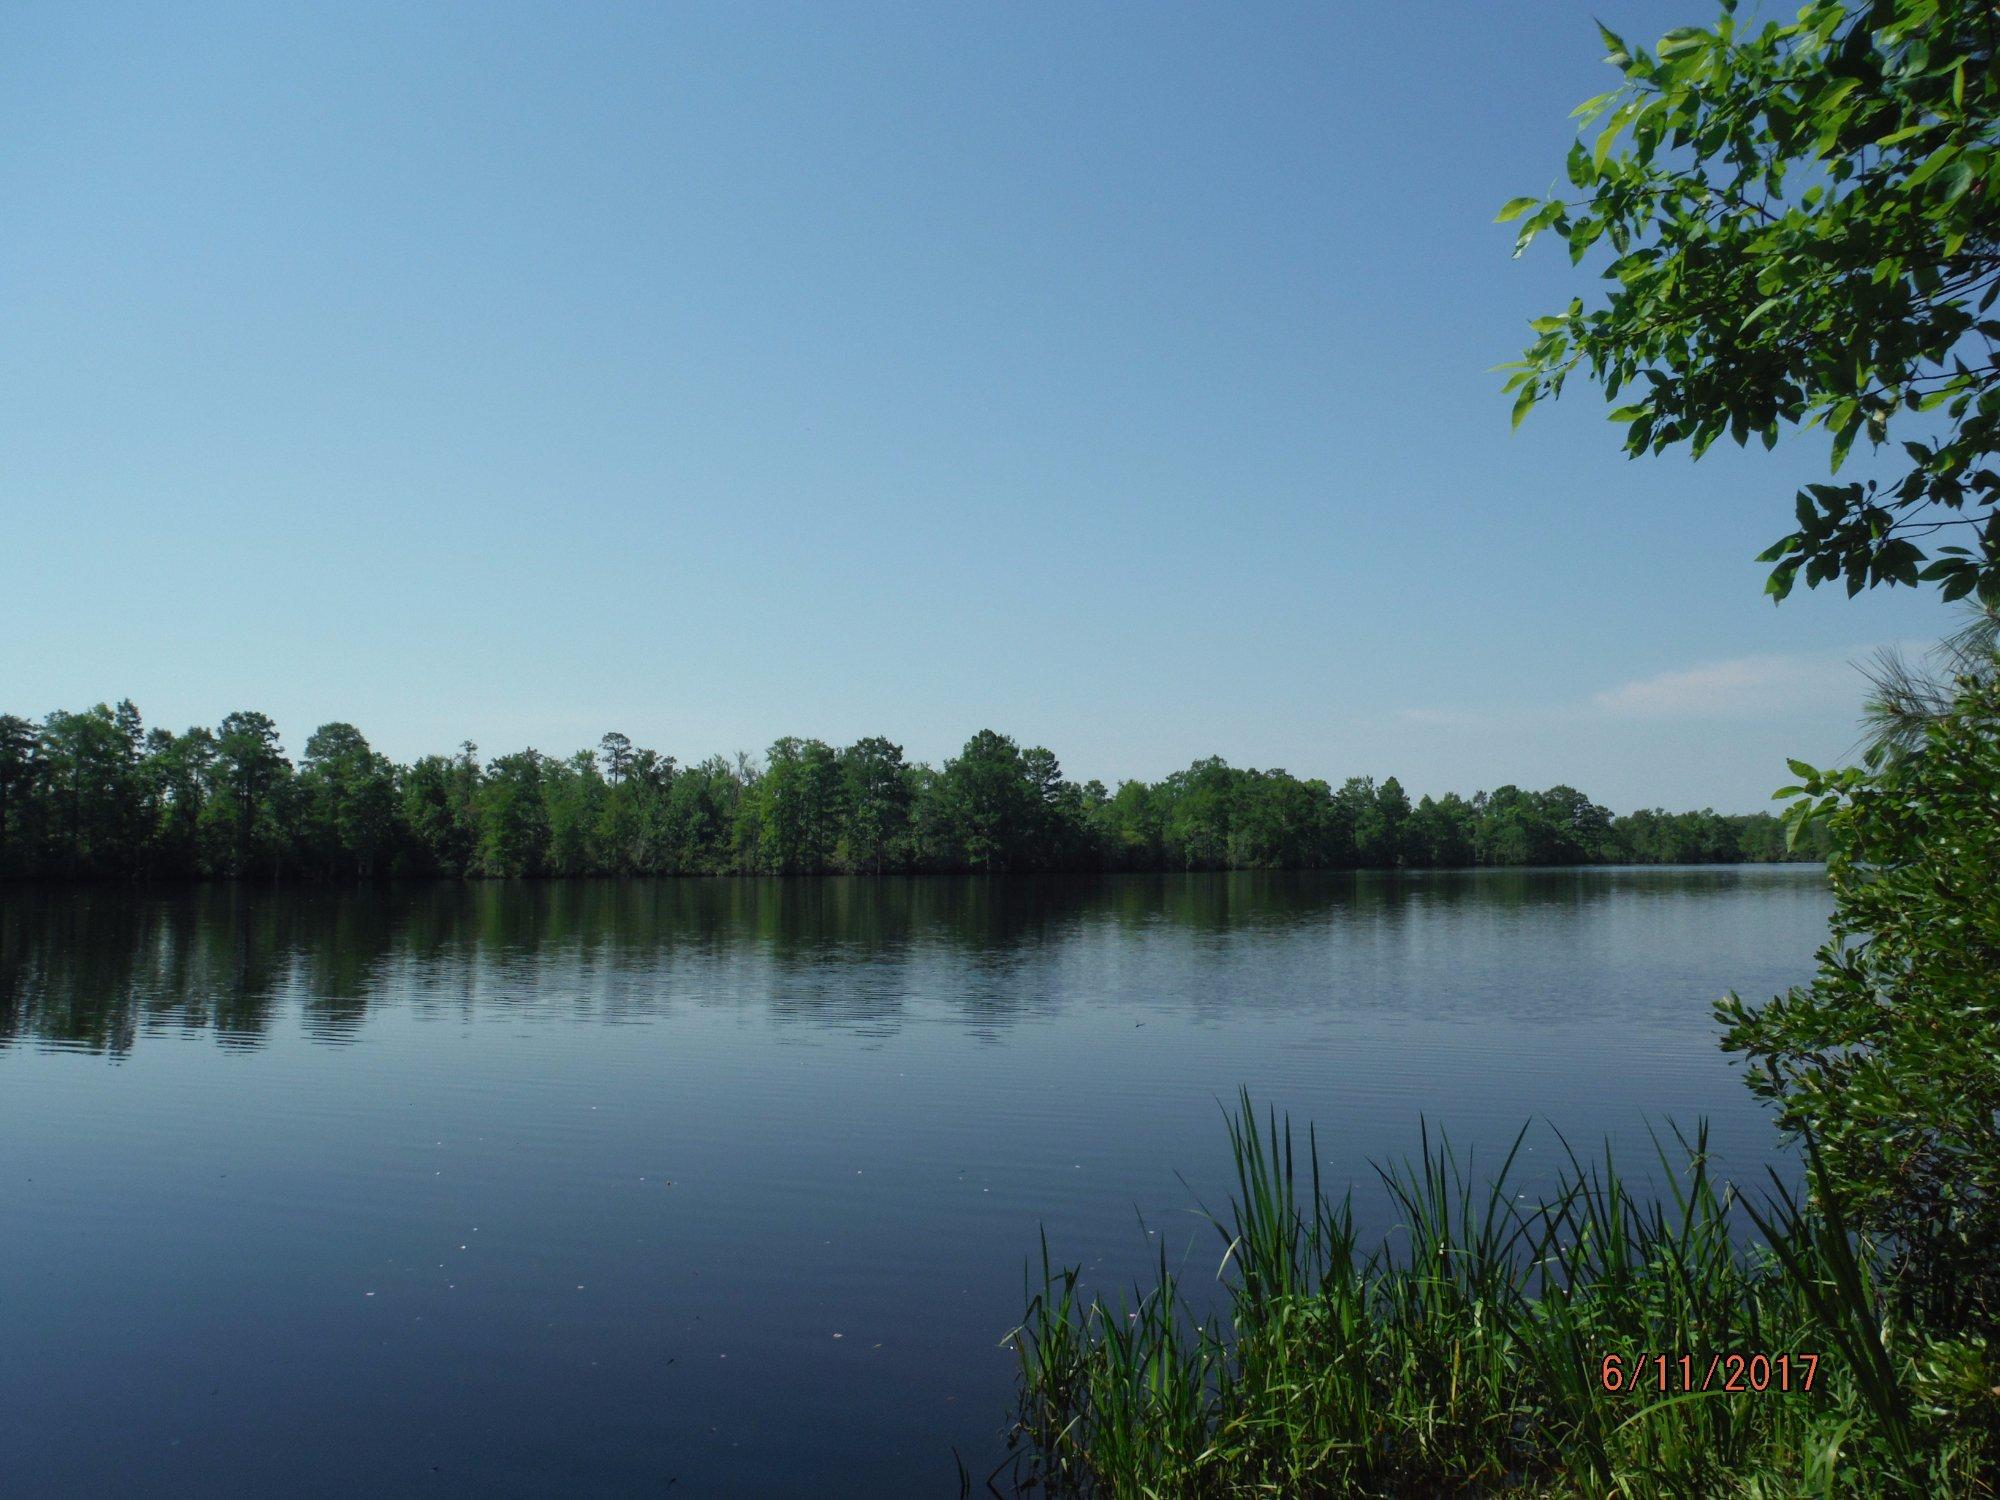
1513 203 1560 256
1779 801 1810 850
1742 295 1785 328
1902 144 1959 191
1874 122 1932 148
1592 104 1638 172
1656 27 1709 58
1817 76 1861 113
1755 535 1800 563
1495 196 1540 223
1570 89 1621 123
1510 385 1537 429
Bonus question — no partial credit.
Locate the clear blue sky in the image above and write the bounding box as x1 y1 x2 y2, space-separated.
0 2 1955 812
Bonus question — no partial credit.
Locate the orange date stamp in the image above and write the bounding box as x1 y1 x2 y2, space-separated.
1598 1352 1821 1393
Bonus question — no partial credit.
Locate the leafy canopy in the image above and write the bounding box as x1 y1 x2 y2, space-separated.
1503 0 2000 605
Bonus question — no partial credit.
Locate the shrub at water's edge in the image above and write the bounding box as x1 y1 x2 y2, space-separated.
1001 1096 1996 1496
1719 666 2000 1358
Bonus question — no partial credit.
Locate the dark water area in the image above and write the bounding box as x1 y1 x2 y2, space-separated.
0 868 1831 1497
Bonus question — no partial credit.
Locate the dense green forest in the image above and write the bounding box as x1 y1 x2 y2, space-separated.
0 702 1821 881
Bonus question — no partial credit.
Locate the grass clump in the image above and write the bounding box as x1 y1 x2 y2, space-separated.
1002 1094 1996 1497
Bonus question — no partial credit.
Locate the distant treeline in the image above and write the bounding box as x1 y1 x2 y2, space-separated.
0 703 1826 881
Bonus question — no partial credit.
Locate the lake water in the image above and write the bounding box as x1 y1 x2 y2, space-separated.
0 868 1831 1496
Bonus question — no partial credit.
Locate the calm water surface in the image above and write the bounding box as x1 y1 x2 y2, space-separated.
0 869 1830 1496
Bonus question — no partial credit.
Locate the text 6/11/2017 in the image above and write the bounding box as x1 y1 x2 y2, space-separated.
1599 1353 1821 1394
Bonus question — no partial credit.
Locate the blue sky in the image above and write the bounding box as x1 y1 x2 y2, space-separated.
0 2 1955 812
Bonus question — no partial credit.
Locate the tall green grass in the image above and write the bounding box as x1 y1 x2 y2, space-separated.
1003 1094 1994 1496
